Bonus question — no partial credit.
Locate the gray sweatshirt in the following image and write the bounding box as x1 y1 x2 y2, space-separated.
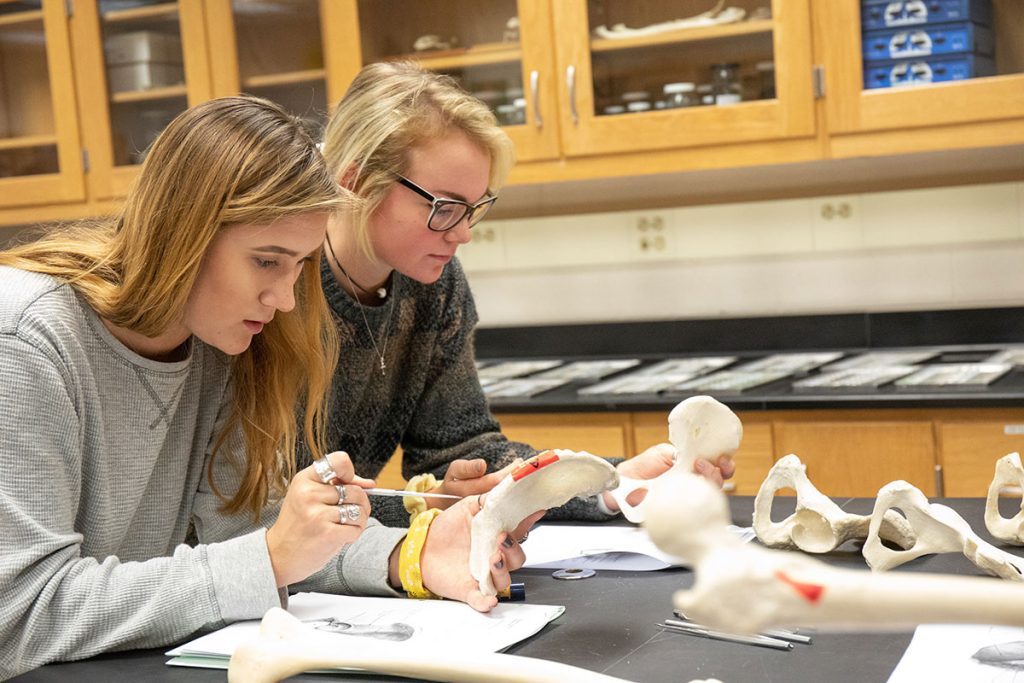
0 267 405 678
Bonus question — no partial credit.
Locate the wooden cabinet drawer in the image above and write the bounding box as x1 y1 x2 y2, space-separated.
940 421 1024 496
495 411 633 458
774 421 937 497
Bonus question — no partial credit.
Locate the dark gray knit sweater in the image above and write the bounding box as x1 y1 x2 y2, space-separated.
313 256 616 527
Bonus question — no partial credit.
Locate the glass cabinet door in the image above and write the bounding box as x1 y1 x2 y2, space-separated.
342 0 562 162
71 0 213 199
820 0 1024 138
550 0 816 157
0 0 84 207
206 0 328 137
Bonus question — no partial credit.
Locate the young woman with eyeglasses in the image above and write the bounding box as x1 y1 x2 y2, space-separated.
316 62 735 531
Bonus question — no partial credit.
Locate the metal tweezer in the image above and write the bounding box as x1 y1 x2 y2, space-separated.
660 620 793 651
672 612 812 644
362 488 462 500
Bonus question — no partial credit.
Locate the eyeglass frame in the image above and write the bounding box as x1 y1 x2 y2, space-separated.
394 174 498 232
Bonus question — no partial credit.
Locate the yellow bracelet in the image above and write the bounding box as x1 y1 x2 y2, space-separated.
403 473 440 516
399 508 443 599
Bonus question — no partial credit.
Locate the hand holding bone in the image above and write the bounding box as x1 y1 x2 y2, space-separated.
469 450 619 596
610 396 742 523
266 451 374 587
418 493 544 611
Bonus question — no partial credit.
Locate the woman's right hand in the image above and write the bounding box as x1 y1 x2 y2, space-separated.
266 451 374 587
428 458 521 510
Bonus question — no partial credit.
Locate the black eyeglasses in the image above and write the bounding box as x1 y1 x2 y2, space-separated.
395 174 497 232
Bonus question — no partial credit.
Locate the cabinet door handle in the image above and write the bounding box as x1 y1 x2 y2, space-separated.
529 70 543 129
566 65 578 125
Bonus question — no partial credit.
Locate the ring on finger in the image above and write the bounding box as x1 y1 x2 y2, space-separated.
516 532 529 544
335 484 347 504
337 503 361 525
313 458 337 484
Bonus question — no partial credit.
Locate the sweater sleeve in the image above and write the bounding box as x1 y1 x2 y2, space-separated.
397 264 617 523
193 404 406 600
0 336 279 679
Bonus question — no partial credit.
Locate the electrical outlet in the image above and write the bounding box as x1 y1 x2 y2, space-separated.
459 223 506 271
632 213 674 260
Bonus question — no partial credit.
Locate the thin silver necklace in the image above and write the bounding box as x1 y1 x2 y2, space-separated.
325 231 396 375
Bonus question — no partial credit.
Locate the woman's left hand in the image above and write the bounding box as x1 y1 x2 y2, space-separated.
416 495 544 612
601 442 736 512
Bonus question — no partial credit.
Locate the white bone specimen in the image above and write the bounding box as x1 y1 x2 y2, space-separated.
611 396 742 523
228 607 640 683
985 452 1024 545
753 454 915 553
863 480 1024 580
470 449 618 596
643 468 1024 634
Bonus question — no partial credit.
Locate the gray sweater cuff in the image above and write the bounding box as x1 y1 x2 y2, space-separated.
337 523 408 597
205 528 281 622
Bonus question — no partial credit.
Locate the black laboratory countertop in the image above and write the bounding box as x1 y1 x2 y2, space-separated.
15 497 1022 683
475 307 1024 413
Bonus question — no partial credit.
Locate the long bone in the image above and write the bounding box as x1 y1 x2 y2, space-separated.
863 479 1024 580
753 454 915 553
227 607 641 683
985 452 1024 544
643 469 1024 635
470 449 618 596
610 395 742 523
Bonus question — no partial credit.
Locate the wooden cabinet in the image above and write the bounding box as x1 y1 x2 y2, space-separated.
68 1 213 200
496 411 634 457
773 419 938 497
376 406 1024 497
816 1 1024 158
548 0 815 158
2 1 1023 223
0 0 84 208
940 418 1024 496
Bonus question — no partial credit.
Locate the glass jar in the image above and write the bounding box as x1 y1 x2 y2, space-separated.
697 83 714 106
710 62 742 105
663 82 697 108
626 100 652 113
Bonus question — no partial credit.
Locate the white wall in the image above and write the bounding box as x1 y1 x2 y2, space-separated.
460 181 1024 327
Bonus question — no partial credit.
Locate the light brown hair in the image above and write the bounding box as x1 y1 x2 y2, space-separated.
0 96 345 518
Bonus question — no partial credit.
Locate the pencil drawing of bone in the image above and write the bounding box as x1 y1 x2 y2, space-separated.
228 607 642 683
985 452 1024 545
863 480 1024 580
643 467 1024 634
753 454 915 553
470 449 618 596
611 395 742 523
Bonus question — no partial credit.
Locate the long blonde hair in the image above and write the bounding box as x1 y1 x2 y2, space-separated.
0 96 344 519
322 61 515 260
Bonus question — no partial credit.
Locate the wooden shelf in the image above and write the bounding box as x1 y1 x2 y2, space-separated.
392 42 522 71
0 8 42 27
243 68 325 89
102 2 178 23
109 83 187 103
590 19 773 53
0 133 57 151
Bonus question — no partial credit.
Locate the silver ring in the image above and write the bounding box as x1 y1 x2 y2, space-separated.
336 485 347 503
516 532 529 545
313 458 337 484
338 503 361 525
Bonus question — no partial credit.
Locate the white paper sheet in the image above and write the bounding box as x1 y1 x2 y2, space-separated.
888 624 1024 682
521 524 754 571
166 592 564 670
